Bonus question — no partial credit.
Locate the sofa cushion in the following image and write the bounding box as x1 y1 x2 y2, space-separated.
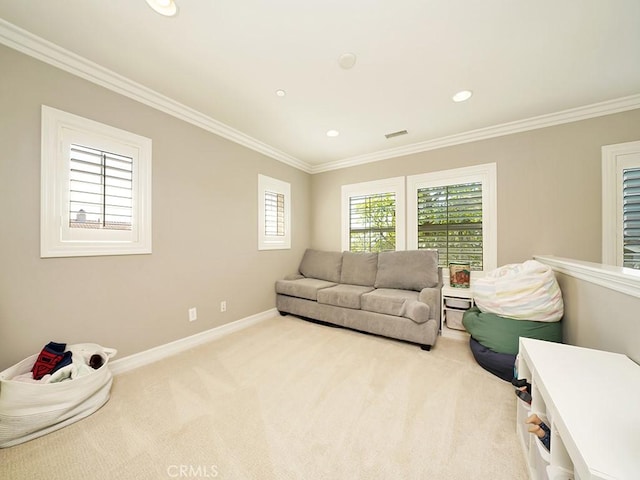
299 249 343 283
374 250 439 291
361 289 429 324
276 278 337 301
317 284 375 310
340 251 378 286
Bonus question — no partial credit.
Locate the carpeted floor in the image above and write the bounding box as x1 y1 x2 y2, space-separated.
0 315 527 479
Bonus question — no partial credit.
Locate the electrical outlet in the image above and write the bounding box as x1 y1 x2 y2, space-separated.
220 301 227 312
188 307 197 322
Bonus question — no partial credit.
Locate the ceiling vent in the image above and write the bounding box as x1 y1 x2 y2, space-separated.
385 130 408 139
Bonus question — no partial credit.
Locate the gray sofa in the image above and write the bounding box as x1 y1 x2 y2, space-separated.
275 249 442 350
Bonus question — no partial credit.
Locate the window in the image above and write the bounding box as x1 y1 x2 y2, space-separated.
69 144 133 231
264 190 285 237
622 168 640 268
415 182 483 269
258 174 291 250
41 105 152 258
407 164 497 272
602 140 640 269
341 177 405 252
348 192 397 252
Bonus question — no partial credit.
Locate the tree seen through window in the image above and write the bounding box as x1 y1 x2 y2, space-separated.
417 182 483 270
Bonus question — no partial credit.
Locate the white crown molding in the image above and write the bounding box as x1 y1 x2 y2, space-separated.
312 94 640 174
109 308 276 375
0 19 312 174
2 18 638 176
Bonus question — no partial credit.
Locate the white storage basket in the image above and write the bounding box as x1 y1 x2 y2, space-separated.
446 309 466 330
0 343 116 448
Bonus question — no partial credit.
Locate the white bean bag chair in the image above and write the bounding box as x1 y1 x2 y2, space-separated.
0 344 116 448
472 260 563 322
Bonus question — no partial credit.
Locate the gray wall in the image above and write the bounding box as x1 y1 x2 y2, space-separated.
2 41 640 371
554 272 640 364
310 109 640 264
0 46 310 370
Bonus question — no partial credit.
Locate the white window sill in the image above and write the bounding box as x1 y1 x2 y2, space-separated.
534 255 640 299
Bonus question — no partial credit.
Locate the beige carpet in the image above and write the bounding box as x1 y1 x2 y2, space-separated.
0 315 527 480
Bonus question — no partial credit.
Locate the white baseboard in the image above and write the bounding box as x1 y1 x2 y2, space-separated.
109 308 277 375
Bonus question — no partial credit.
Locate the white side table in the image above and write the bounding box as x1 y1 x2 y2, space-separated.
440 285 474 339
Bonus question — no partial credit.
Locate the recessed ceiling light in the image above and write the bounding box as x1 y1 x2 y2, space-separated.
275 89 286 97
338 53 357 70
145 0 178 17
326 130 340 137
452 90 473 102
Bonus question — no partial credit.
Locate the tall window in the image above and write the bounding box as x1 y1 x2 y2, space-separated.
623 168 640 269
41 106 152 258
417 182 483 269
258 174 291 250
349 192 396 252
341 177 405 252
407 164 497 272
264 190 285 237
602 141 640 269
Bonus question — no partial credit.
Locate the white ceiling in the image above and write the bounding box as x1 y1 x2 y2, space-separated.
1 0 639 172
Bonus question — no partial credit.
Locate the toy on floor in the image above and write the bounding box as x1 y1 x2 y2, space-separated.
31 342 72 380
89 354 104 369
526 413 551 451
512 377 532 403
17 343 105 384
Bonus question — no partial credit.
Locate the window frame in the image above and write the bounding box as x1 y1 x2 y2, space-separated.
41 105 152 258
407 163 497 274
341 176 406 252
258 174 291 250
602 140 640 267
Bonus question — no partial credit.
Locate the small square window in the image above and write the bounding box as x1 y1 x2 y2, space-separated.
41 106 152 257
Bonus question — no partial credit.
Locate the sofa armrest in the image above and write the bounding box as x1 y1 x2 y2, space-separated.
419 286 441 321
284 273 305 281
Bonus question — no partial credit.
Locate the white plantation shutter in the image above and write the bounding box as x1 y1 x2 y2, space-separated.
264 190 285 236
69 144 133 230
417 182 483 269
623 167 640 269
258 175 290 250
349 193 396 252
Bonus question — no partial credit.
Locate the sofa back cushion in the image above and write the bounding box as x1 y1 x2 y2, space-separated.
374 250 439 291
299 249 343 283
340 251 378 286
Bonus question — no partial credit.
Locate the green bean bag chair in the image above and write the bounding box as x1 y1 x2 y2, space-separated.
462 307 563 356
